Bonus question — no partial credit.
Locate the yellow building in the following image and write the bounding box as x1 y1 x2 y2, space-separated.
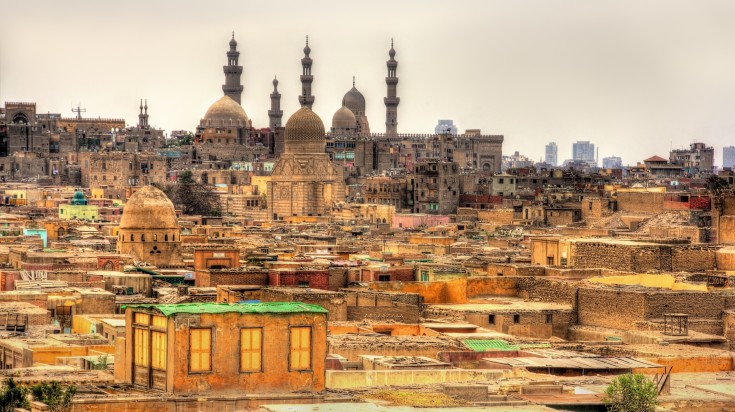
58 191 99 221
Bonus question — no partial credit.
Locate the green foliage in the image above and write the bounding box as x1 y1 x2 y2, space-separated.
174 171 221 216
707 174 730 196
30 381 76 412
0 378 30 412
603 373 658 412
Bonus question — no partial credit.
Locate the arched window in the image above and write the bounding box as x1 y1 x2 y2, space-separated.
164 234 168 242
153 234 157 241
130 234 134 241
141 234 145 242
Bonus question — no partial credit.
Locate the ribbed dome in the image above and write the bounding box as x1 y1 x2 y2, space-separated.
332 105 357 130
202 95 249 127
342 87 366 115
284 107 325 153
119 186 178 230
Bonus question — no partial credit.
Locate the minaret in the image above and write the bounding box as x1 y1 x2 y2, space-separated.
138 99 149 128
268 76 283 129
222 32 244 104
299 36 315 109
384 39 400 135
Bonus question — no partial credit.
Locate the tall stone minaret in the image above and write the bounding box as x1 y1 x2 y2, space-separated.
385 39 400 135
223 32 244 104
299 36 315 109
138 99 149 128
268 76 283 129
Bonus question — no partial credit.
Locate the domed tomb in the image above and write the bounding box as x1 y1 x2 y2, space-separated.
284 106 326 154
117 185 182 267
331 105 357 133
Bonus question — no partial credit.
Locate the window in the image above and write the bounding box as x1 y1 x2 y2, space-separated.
513 314 520 324
134 327 149 366
151 331 166 369
546 313 553 324
488 314 496 325
240 328 262 372
290 327 312 370
378 274 390 282
190 328 212 372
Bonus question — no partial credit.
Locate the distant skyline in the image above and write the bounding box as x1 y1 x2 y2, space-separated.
1 0 735 166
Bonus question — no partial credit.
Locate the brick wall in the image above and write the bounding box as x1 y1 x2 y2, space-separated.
578 287 646 329
617 191 665 213
571 242 717 272
269 270 330 290
197 270 269 287
261 289 347 321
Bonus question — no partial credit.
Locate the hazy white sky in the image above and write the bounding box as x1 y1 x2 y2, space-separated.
2 0 735 166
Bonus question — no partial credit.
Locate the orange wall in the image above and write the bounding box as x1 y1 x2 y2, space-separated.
369 278 467 304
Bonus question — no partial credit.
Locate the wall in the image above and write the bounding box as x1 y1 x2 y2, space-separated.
368 278 467 304
261 289 347 322
617 191 665 213
578 287 646 329
345 291 421 323
196 270 268 287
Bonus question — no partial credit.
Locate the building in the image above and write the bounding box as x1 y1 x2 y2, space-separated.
670 142 714 175
58 191 98 221
489 173 517 197
545 142 558 166
434 120 457 135
117 185 182 267
118 302 327 394
572 141 596 165
602 156 622 169
268 105 345 220
723 146 735 169
412 159 460 214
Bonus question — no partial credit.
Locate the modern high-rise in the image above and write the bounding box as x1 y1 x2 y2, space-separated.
724 146 735 169
602 156 622 169
545 142 558 166
572 141 596 164
434 120 457 135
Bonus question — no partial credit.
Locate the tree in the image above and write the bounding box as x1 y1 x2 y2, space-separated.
0 378 30 412
603 373 658 412
707 175 729 197
174 171 221 216
31 381 76 412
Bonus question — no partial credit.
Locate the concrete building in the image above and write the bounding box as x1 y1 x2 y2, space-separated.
434 120 457 135
572 141 595 165
670 142 714 175
412 159 459 214
723 146 735 169
602 156 622 169
544 142 558 166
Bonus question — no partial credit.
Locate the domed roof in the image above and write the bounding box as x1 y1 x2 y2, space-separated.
332 105 357 130
342 87 366 114
285 107 325 142
70 190 87 205
202 95 249 127
119 185 178 230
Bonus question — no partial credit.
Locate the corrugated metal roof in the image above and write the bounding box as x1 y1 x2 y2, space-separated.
463 339 552 351
482 356 660 370
125 302 328 316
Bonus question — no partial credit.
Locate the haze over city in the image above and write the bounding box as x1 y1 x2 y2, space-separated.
2 0 735 166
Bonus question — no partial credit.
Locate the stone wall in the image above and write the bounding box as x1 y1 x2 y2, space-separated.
617 191 665 213
261 288 347 321
571 242 717 272
344 290 422 323
578 287 646 329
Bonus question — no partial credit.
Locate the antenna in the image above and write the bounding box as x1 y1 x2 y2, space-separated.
71 103 86 120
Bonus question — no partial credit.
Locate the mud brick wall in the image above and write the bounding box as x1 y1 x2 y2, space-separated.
0 291 48 310
269 270 329 290
77 293 116 314
345 290 421 323
329 268 349 291
571 242 640 271
578 287 646 329
617 191 665 213
671 247 717 272
644 291 725 319
516 277 579 306
261 289 347 321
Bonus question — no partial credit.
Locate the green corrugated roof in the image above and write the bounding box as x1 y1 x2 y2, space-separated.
126 302 328 317
463 339 552 352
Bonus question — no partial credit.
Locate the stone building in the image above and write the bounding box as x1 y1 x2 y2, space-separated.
268 105 345 220
117 185 182 267
80 152 168 189
412 159 460 214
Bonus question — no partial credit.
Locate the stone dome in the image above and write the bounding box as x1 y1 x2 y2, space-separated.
284 107 326 155
119 186 178 230
342 87 366 115
332 105 357 130
201 95 249 128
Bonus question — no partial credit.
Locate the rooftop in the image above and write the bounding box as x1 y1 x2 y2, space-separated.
128 302 328 316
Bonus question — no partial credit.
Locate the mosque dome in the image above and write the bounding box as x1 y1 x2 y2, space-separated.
201 95 249 127
119 185 178 230
342 87 366 115
70 190 87 206
284 106 325 153
332 105 357 130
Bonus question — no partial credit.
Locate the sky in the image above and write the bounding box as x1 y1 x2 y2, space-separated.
1 0 735 166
